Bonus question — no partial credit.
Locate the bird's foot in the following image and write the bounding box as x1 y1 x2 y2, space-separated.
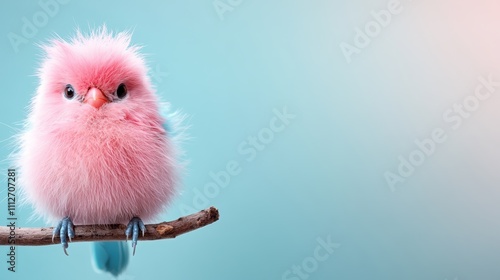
125 217 146 256
52 216 75 256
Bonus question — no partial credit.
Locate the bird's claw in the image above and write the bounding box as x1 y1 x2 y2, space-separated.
52 216 75 256
125 217 146 256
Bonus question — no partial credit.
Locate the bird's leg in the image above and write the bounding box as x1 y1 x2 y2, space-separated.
125 217 146 256
52 216 75 256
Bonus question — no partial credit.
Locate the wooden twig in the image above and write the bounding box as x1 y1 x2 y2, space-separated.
0 206 219 246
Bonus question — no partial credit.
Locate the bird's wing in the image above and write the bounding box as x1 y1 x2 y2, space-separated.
159 102 186 140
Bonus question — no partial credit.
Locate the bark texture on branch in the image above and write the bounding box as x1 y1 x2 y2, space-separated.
0 206 219 246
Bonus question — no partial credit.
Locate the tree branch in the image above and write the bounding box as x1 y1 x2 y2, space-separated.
0 206 219 246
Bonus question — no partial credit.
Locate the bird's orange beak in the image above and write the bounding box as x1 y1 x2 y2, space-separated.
84 88 109 109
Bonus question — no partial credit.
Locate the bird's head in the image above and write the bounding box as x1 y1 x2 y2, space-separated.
31 26 162 131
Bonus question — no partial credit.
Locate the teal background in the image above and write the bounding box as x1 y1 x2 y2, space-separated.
1 0 500 279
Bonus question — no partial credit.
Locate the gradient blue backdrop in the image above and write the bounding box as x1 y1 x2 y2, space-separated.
1 0 500 279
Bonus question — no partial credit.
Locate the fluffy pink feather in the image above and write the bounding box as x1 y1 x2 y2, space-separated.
18 27 177 225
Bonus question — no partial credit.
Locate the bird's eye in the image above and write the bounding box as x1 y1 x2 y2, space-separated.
64 84 75 100
116 83 127 99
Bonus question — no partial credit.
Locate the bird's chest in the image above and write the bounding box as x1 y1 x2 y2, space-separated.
22 117 173 224
48 125 161 189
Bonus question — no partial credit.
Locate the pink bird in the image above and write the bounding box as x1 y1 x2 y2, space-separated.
17 27 180 276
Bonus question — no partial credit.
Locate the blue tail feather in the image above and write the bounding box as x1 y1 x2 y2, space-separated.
91 241 129 277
